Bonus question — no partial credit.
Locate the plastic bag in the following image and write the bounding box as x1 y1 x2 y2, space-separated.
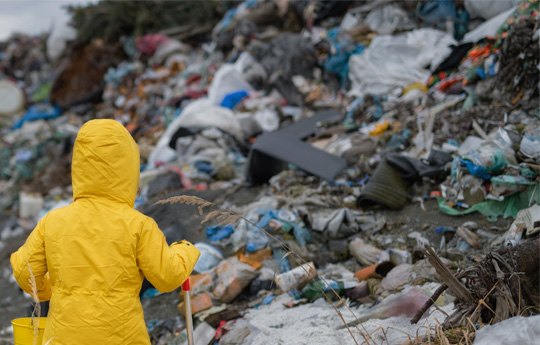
473 315 540 345
470 141 517 174
457 136 485 156
348 237 383 266
359 287 430 322
366 4 415 34
462 6 516 43
208 64 254 106
194 242 224 273
245 227 268 253
465 0 520 20
147 98 243 167
348 28 456 97
417 0 456 30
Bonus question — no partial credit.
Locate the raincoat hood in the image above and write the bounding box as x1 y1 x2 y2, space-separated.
72 119 140 207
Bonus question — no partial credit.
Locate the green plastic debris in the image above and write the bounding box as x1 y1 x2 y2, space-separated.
461 92 477 112
302 279 346 302
438 183 540 221
31 81 53 103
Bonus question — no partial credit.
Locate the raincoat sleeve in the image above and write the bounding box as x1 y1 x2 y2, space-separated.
137 218 200 293
10 218 52 302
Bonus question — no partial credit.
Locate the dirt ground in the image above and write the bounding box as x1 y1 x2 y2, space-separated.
0 184 513 333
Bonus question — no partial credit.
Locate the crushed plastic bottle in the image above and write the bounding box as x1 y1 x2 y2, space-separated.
230 220 248 253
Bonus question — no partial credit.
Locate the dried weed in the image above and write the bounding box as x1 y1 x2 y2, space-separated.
26 260 40 345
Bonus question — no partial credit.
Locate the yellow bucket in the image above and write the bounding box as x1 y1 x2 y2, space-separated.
11 317 47 345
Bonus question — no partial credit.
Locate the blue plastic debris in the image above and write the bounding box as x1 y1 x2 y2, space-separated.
323 27 365 86
434 226 456 234
460 158 492 180
206 225 235 242
272 246 291 273
194 161 213 174
292 225 312 246
417 0 456 30
221 90 249 109
262 295 276 305
13 104 62 129
141 288 162 301
15 149 33 162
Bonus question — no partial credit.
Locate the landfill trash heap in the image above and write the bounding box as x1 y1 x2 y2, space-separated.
0 0 539 344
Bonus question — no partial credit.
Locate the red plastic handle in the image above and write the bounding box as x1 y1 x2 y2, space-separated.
182 278 191 291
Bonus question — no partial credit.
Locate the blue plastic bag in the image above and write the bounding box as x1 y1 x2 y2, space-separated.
13 104 62 129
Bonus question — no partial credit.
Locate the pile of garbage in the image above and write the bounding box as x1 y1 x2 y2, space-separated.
1 0 539 344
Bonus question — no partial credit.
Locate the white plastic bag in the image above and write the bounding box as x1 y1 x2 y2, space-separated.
147 98 243 167
473 315 540 345
194 242 224 273
465 0 520 20
348 29 455 97
47 21 77 62
365 5 415 35
462 6 516 43
208 63 254 106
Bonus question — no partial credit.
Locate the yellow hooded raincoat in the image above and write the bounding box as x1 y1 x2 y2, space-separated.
11 119 200 345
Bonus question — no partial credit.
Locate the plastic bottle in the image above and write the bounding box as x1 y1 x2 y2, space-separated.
275 262 316 292
230 220 248 252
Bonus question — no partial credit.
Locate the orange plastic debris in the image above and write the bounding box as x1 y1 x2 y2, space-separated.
369 120 390 136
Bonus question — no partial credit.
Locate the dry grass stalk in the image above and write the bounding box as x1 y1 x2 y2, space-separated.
26 260 40 345
414 241 540 328
405 322 478 345
155 195 372 345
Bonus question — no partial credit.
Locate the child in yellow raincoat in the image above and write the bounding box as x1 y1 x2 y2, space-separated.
11 119 200 344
